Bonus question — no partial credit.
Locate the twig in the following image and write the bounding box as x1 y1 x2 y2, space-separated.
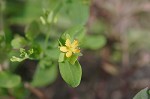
24 82 47 99
7 88 16 99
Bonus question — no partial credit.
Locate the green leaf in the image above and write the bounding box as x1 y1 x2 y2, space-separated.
10 48 34 62
25 21 40 40
61 1 89 26
22 0 62 24
45 48 60 60
65 33 71 40
47 11 54 24
133 87 149 99
59 60 82 87
83 35 106 50
0 71 21 88
40 16 46 25
29 45 41 59
63 25 85 40
58 53 65 62
10 56 24 62
31 62 58 87
11 84 29 99
24 0 43 23
11 36 27 49
59 26 85 45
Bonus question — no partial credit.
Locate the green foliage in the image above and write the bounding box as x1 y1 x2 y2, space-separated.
25 21 40 41
10 84 29 99
133 88 150 99
83 35 106 50
0 71 21 88
63 25 86 41
58 31 83 87
6 0 89 89
1 0 150 98
45 48 60 60
10 48 34 62
69 54 79 65
11 36 27 49
31 61 58 87
58 53 65 62
61 0 89 26
0 0 94 97
59 61 82 87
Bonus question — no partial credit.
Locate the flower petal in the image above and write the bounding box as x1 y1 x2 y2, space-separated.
72 40 79 48
73 48 80 53
60 46 68 52
65 39 71 47
66 51 72 57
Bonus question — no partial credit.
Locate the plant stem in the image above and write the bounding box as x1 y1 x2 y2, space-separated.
24 82 47 99
44 25 51 51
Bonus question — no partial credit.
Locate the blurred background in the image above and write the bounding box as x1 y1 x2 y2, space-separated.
0 0 150 99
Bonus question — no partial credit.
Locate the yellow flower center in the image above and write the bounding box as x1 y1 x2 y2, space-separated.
60 39 80 57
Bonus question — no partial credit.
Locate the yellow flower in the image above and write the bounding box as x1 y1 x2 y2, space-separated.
60 39 80 57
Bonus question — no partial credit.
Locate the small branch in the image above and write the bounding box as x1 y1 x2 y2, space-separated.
24 82 47 99
8 88 15 99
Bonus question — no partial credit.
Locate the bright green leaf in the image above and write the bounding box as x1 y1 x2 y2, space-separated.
24 0 43 23
40 16 46 25
63 25 85 40
133 87 149 99
45 48 60 60
25 21 40 40
59 60 82 87
10 56 24 62
10 48 35 62
59 26 85 44
47 11 54 23
31 63 58 87
0 71 21 88
62 1 89 26
11 36 27 49
65 34 71 40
